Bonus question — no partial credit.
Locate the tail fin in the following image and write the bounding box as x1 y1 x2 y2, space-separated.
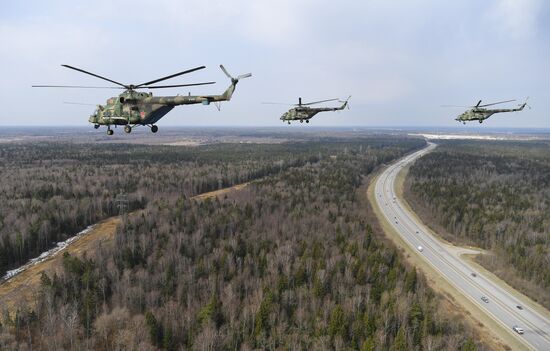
219 65 252 101
518 97 530 111
340 95 351 109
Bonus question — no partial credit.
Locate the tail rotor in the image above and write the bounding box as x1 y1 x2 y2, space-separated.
220 65 252 84
339 95 351 109
522 96 531 110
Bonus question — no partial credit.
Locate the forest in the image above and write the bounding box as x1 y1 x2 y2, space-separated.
405 140 550 308
0 136 484 350
0 141 351 279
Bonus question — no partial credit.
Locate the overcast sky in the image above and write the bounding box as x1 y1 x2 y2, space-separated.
1 0 549 128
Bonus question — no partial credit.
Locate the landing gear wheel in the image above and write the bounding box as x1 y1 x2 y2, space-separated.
306 120 309 123
124 125 132 133
107 129 114 136
300 120 303 123
479 120 483 124
463 122 466 125
287 121 291 125
94 124 100 129
151 125 158 133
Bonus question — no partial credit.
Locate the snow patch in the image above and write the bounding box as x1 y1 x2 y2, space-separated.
409 133 541 141
1 225 95 282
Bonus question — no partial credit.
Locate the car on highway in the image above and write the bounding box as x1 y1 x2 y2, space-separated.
481 296 489 303
471 272 477 277
417 245 423 252
516 305 523 310
512 325 524 334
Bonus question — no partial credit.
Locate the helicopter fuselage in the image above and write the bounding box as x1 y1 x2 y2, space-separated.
455 104 526 124
89 81 238 127
280 107 322 122
280 101 348 123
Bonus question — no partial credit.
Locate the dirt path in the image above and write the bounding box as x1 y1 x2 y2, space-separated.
193 182 249 200
0 182 250 316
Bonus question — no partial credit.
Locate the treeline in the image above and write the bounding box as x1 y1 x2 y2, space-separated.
0 141 360 279
405 140 550 308
2 137 482 350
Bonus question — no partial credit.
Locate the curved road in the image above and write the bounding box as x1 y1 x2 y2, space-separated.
374 142 550 351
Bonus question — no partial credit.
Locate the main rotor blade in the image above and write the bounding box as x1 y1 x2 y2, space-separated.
478 99 516 107
301 98 339 106
61 64 128 88
32 85 123 89
144 81 216 89
136 66 206 87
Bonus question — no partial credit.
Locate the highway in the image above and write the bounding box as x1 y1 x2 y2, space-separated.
374 142 550 351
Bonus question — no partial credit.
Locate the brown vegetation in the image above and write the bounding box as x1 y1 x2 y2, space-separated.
405 140 550 309
0 137 485 350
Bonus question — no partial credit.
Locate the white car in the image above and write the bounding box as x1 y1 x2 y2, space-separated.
512 325 524 334
417 246 423 252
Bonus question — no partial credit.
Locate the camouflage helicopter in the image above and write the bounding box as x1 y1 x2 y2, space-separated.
264 96 351 124
447 99 529 124
33 64 251 134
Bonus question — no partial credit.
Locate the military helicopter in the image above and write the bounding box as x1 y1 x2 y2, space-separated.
33 64 251 134
447 99 528 124
264 96 351 124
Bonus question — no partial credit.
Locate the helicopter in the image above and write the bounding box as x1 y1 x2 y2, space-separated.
447 99 529 124
264 96 351 124
33 64 251 134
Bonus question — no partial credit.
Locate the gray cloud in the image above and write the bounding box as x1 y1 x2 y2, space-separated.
1 0 548 128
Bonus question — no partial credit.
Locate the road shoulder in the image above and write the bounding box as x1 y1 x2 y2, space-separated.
398 158 550 322
368 161 528 351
